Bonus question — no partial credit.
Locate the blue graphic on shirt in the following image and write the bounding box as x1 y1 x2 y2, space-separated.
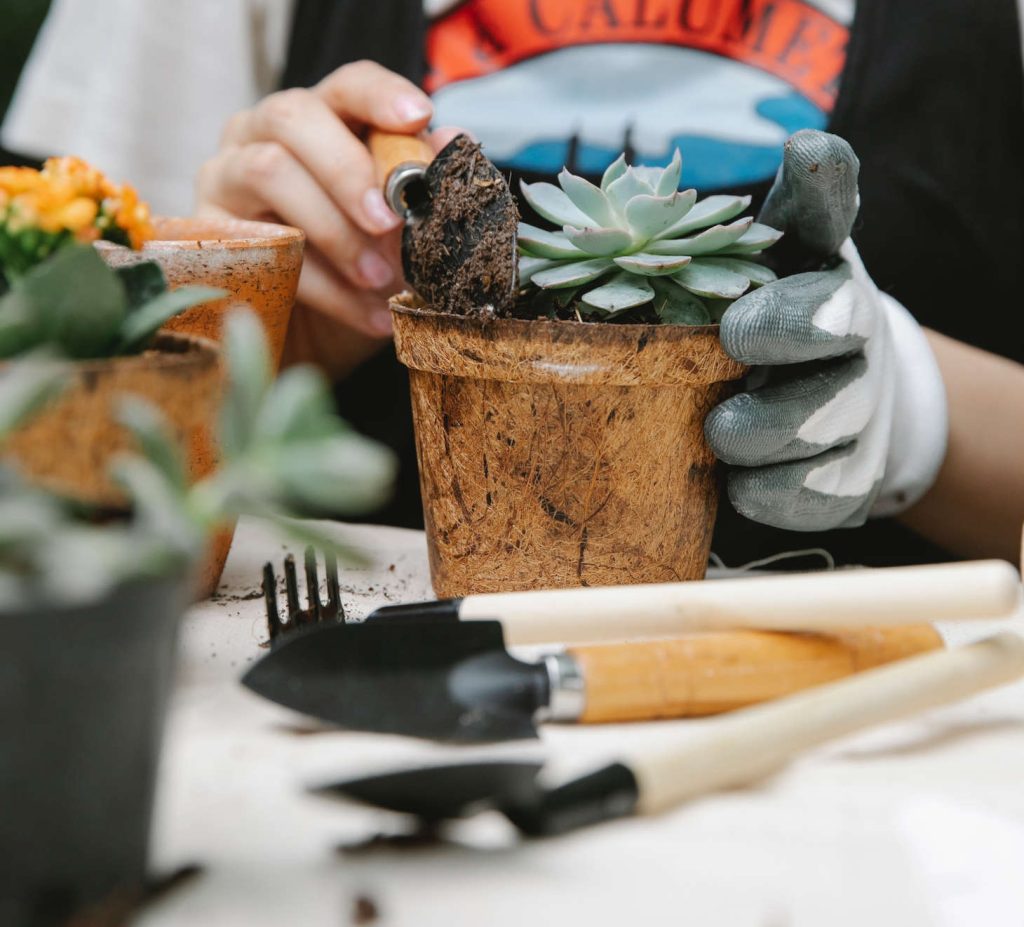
496 91 825 190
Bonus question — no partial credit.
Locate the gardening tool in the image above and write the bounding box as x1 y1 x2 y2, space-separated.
362 558 1021 644
369 130 518 316
313 632 1024 837
242 553 992 742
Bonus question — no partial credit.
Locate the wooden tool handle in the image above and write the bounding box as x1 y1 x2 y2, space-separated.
571 626 944 723
368 129 434 185
461 560 1022 644
628 631 1024 815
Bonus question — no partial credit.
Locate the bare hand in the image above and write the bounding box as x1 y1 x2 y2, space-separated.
196 60 458 339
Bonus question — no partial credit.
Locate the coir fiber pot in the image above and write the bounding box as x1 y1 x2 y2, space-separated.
99 217 305 595
391 295 748 596
0 575 190 926
0 332 220 506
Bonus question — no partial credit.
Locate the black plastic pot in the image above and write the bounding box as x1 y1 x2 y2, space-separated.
0 574 189 926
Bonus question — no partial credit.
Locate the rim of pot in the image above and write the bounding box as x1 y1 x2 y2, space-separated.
96 216 305 252
389 293 748 388
0 332 220 375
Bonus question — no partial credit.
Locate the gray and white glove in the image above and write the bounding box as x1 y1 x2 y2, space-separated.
705 130 948 532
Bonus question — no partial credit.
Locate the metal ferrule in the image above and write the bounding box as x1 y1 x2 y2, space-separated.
384 163 428 219
538 651 586 722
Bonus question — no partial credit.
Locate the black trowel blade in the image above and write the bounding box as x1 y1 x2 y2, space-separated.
402 134 519 317
241 620 541 743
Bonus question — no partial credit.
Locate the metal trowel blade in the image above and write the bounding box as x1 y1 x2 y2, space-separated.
241 620 541 743
401 134 519 317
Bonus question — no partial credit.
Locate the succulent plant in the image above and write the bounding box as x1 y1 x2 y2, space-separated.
0 310 396 607
517 151 783 324
0 243 223 360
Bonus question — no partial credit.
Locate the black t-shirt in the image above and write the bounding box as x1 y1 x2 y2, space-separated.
282 0 1024 567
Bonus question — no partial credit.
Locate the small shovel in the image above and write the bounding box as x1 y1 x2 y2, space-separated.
242 615 944 743
369 130 519 316
313 632 1024 837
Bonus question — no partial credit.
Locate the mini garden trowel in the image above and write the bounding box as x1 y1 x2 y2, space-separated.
313 633 1024 836
369 130 518 316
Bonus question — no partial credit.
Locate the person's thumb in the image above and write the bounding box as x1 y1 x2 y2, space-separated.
759 130 860 272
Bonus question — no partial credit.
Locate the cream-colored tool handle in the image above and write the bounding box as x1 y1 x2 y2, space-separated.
629 632 1024 814
570 626 943 723
460 560 1021 644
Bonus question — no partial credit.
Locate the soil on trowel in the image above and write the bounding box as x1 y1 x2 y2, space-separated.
403 135 518 319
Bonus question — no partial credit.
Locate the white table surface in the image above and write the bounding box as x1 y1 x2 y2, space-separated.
138 519 1024 927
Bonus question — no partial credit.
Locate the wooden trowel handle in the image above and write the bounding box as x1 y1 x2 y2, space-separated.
369 130 434 212
569 626 943 723
628 631 1024 815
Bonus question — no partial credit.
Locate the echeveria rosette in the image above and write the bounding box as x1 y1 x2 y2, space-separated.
517 151 783 324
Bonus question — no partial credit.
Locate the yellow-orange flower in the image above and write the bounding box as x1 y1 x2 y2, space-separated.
1 156 153 249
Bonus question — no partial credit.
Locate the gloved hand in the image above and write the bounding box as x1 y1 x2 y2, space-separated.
704 130 948 532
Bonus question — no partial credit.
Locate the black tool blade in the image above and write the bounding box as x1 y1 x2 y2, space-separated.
402 134 518 317
241 621 544 743
315 761 544 822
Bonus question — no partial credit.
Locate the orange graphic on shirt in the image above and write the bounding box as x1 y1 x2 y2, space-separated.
427 0 847 111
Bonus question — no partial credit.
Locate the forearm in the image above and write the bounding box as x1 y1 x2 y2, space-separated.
899 330 1024 563
281 302 387 381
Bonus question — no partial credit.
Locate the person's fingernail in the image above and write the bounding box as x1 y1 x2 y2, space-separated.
357 249 395 289
362 189 400 232
370 308 394 336
393 94 432 123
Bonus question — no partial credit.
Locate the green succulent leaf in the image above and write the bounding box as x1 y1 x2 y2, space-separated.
659 194 753 239
600 154 628 190
0 359 66 437
563 226 633 257
111 455 200 557
652 279 711 324
654 150 683 197
517 223 584 259
697 256 777 287
219 310 273 459
624 190 697 242
580 272 654 313
0 289 41 359
115 260 167 309
605 168 655 214
672 261 751 299
531 258 616 289
253 366 340 445
114 285 225 355
646 218 753 256
612 252 692 276
520 181 591 227
116 396 187 492
519 255 564 286
717 222 785 254
558 169 618 226
14 244 127 358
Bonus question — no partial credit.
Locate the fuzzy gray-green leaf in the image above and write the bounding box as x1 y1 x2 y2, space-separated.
220 310 272 459
254 366 340 445
117 396 188 492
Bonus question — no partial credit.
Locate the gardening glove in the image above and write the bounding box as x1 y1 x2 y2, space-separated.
704 130 948 532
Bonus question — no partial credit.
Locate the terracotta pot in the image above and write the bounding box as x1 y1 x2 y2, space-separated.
1 333 220 507
391 295 748 596
98 216 304 595
98 216 305 367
